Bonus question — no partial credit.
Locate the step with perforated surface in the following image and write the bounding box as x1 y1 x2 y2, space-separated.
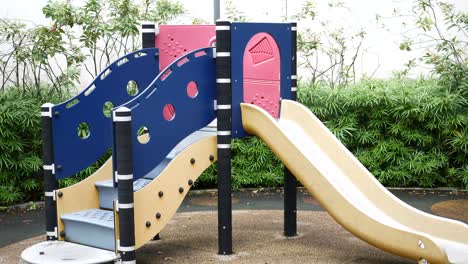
61 209 115 251
96 178 151 209
95 127 216 209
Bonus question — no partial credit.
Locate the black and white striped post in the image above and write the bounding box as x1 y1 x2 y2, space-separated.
290 23 298 101
41 103 58 241
284 22 298 237
113 107 136 264
141 21 161 242
141 22 157 49
215 20 233 255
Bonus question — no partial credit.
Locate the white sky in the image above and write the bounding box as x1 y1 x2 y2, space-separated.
1 0 467 84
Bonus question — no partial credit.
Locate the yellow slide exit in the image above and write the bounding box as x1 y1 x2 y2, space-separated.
241 100 468 264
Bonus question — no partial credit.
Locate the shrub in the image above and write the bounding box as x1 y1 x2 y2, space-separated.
0 86 111 205
0 87 68 205
299 78 468 188
0 0 186 93
1 79 466 206
198 78 467 190
197 78 468 188
198 137 284 190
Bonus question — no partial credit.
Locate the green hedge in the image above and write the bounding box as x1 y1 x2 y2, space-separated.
299 79 467 188
200 78 468 190
197 137 284 190
0 87 110 206
0 78 467 205
0 88 67 205
214 79 468 188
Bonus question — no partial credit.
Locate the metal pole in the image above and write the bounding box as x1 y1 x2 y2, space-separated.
284 22 298 237
41 103 58 241
214 0 221 22
113 107 136 263
141 22 161 242
216 20 233 255
285 0 288 19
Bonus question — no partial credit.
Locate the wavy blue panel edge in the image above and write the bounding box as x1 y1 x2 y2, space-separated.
51 48 160 179
231 22 293 139
114 47 216 181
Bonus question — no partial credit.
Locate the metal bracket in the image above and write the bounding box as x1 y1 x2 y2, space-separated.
43 164 55 175
45 190 56 201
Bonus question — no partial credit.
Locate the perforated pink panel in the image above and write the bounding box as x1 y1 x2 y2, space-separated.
243 33 281 118
155 25 215 70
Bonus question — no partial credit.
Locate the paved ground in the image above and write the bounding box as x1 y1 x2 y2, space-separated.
2 210 417 264
0 208 44 249
0 188 466 263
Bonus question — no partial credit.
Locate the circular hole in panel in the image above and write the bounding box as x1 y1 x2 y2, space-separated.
137 126 150 144
127 80 139 96
186 81 199 98
163 104 175 121
102 101 114 118
78 122 90 139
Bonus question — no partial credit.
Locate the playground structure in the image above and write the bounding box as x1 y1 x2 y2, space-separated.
20 21 468 264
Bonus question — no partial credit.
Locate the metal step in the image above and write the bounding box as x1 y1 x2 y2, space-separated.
95 127 216 209
61 209 115 251
164 128 216 160
47 127 217 257
95 178 152 210
143 128 215 178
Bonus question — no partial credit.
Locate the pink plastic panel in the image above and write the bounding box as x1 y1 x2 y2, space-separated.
155 25 215 70
243 33 281 118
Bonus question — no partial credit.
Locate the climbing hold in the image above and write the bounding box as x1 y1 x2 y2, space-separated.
209 155 214 161
188 179 194 186
179 187 184 193
146 221 151 227
156 213 161 219
58 191 63 198
60 231 65 237
190 158 196 164
158 191 164 197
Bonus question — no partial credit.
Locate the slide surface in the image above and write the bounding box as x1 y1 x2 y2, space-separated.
241 100 468 264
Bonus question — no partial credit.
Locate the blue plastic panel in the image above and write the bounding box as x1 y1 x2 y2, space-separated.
231 23 293 138
51 49 160 179
116 48 216 181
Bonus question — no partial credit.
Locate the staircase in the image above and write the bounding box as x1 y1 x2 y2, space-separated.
59 127 216 251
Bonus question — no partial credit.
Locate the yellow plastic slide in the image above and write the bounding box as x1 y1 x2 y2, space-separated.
241 100 468 264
